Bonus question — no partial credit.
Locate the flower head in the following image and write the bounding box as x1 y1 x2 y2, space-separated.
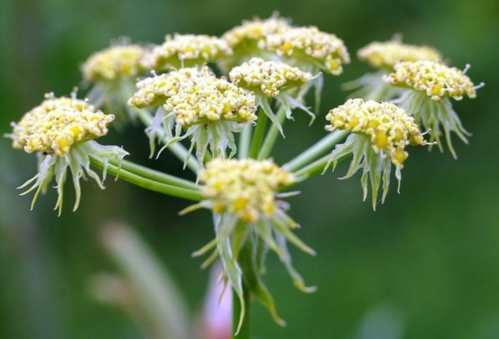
223 16 291 50
387 60 477 101
358 41 442 70
200 159 295 222
229 57 312 97
11 93 114 156
325 99 425 209
183 158 315 331
144 34 232 71
9 93 127 215
261 26 350 75
220 16 292 70
129 67 257 161
82 45 146 82
326 98 424 167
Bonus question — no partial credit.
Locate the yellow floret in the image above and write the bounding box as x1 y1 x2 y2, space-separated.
261 26 350 75
82 45 145 82
11 94 114 156
229 57 312 97
200 159 295 223
325 98 424 167
358 41 442 69
387 60 477 101
143 34 232 70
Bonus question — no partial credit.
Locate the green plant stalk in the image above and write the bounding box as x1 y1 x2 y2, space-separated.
249 110 268 158
233 287 251 339
257 105 287 160
90 157 202 201
238 125 252 159
136 109 201 173
283 130 348 172
111 158 198 190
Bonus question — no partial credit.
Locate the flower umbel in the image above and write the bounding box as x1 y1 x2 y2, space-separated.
358 41 442 70
182 158 315 331
344 40 442 101
387 60 476 101
220 15 291 69
128 67 257 162
324 98 425 209
9 93 128 215
82 45 146 82
387 60 483 157
229 58 315 128
261 26 350 75
82 43 147 122
144 34 232 71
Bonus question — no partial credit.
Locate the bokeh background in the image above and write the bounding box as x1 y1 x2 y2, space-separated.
1 0 499 338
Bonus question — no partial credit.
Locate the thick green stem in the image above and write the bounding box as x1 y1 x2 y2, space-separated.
238 125 252 159
249 110 268 158
136 109 200 173
257 106 287 160
283 130 348 172
90 157 202 201
112 159 199 190
233 286 251 339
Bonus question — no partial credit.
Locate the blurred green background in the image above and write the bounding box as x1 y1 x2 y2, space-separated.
1 0 499 338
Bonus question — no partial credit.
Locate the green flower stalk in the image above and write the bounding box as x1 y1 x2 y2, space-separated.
181 158 315 333
128 67 257 163
344 39 442 101
8 93 128 215
82 43 148 123
229 57 315 133
324 98 426 209
387 60 484 158
143 34 232 71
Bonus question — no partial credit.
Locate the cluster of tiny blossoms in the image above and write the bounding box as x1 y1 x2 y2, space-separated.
222 16 291 50
387 60 477 101
358 41 442 69
82 45 146 82
129 67 257 127
200 159 295 223
229 57 312 97
11 94 114 156
326 98 425 166
144 34 232 70
261 26 350 75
